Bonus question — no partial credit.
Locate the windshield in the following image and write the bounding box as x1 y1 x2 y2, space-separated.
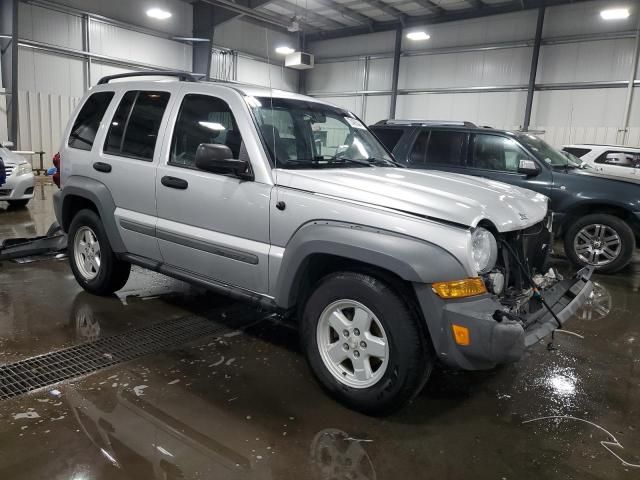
248 96 395 169
515 133 574 167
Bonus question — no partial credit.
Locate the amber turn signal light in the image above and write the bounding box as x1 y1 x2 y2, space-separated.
452 324 471 346
432 278 487 299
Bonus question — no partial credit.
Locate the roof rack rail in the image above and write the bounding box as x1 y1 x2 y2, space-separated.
375 119 477 127
97 71 201 85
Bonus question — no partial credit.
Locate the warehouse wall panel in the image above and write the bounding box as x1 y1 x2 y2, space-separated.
399 47 532 90
537 39 634 84
544 0 639 38
307 60 365 94
89 20 192 71
235 56 298 92
19 3 83 49
396 91 525 129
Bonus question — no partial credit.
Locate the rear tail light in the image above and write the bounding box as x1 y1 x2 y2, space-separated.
52 152 60 188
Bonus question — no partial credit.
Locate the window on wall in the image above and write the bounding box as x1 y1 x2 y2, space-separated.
425 130 467 166
170 94 244 168
470 134 529 172
104 91 170 161
68 91 115 151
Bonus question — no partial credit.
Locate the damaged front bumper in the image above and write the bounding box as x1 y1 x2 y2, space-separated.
414 267 594 371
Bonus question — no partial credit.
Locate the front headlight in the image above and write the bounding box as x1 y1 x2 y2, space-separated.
471 227 498 274
14 162 32 176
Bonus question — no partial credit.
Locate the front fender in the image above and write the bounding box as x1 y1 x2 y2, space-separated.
272 221 468 309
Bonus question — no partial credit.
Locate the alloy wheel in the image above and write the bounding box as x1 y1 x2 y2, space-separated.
74 226 102 280
316 300 389 389
573 223 621 266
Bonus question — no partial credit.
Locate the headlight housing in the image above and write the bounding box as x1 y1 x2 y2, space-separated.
14 162 32 176
471 227 498 274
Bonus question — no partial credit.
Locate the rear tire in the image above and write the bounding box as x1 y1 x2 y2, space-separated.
564 213 635 274
68 209 130 295
7 199 29 208
301 271 433 416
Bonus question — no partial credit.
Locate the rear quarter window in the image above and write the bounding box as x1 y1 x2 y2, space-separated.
68 91 115 151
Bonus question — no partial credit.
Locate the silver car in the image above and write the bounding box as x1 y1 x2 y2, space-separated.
0 145 35 207
53 72 593 414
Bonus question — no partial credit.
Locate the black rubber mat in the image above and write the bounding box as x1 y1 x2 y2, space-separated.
0 313 234 400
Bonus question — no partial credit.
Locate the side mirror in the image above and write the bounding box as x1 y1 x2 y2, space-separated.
195 143 253 180
1 141 14 148
517 159 539 176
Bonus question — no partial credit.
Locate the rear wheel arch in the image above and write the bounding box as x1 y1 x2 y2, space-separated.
561 203 638 236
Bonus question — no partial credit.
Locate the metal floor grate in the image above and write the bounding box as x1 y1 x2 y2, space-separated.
0 313 237 400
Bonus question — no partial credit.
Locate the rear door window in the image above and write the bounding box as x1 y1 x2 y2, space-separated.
425 130 467 166
371 127 405 152
68 91 114 151
104 90 170 161
595 150 640 168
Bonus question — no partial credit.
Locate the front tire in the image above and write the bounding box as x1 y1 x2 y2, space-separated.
68 209 130 295
301 271 433 415
564 213 635 274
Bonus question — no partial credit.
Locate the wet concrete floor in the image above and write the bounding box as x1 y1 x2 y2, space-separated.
0 183 639 479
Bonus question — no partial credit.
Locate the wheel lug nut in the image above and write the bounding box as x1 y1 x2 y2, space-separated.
343 330 349 337
343 343 349 350
353 328 360 336
353 350 360 358
360 341 367 348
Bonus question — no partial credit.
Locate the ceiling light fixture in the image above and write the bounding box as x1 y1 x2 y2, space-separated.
406 31 430 41
275 46 295 55
600 8 630 20
146 8 172 20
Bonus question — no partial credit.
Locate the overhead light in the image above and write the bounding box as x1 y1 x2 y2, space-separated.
275 46 295 55
146 8 172 20
600 8 630 20
406 31 430 41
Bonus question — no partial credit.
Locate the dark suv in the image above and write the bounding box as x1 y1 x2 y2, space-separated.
370 120 640 273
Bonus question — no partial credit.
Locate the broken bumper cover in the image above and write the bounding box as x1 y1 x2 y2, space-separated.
414 267 594 371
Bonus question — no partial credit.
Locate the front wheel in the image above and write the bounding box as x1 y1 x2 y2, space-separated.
301 271 433 415
564 213 635 274
68 209 131 295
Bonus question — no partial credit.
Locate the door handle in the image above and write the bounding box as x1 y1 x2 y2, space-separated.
161 176 188 190
93 162 112 173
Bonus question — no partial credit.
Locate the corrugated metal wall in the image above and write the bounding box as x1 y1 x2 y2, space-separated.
7 2 298 167
307 0 640 147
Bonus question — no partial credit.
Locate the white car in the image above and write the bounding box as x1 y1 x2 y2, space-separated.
562 144 640 180
0 144 35 207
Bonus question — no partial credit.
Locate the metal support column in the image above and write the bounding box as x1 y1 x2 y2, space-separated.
297 32 306 94
81 14 91 90
522 6 545 131
192 1 216 80
389 26 402 119
361 56 370 121
620 14 640 145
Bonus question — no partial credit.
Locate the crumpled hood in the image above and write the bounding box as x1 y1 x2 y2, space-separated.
275 167 548 232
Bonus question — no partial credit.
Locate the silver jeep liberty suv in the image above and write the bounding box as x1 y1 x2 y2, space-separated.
54 72 593 415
